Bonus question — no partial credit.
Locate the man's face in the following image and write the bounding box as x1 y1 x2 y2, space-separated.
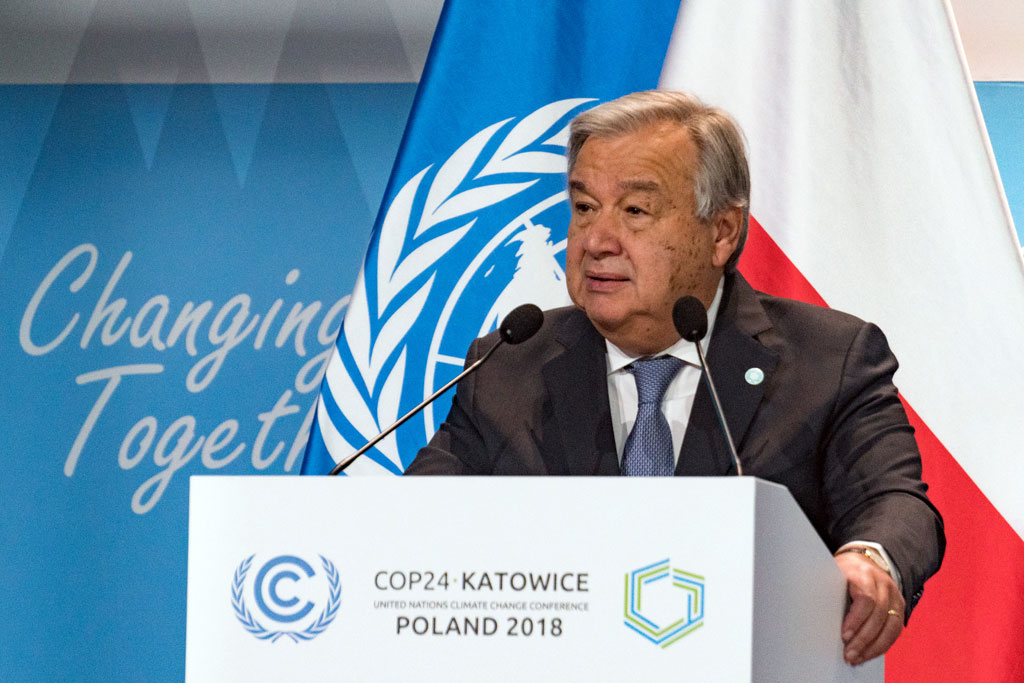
566 122 734 355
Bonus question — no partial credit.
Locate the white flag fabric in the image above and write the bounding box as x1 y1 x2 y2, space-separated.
660 1 1024 679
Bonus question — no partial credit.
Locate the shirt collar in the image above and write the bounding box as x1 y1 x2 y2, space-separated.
605 277 725 374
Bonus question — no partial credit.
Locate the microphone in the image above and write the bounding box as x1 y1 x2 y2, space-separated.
329 303 544 475
497 303 544 344
672 296 743 476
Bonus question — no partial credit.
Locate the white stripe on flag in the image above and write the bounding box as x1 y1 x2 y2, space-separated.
660 0 1024 538
323 343 403 471
314 396 394 476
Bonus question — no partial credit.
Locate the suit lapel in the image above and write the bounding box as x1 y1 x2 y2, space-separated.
542 311 620 475
676 274 778 476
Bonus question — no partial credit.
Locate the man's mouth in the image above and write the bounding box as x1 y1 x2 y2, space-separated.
585 272 628 291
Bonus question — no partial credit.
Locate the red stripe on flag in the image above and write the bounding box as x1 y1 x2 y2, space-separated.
740 216 1024 682
737 217 828 307
889 403 1024 682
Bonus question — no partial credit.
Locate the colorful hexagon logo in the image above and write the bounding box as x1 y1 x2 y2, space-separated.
624 558 704 647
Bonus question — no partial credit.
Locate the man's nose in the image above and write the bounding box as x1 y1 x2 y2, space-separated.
582 211 622 257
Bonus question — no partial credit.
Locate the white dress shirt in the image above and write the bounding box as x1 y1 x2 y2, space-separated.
605 278 725 466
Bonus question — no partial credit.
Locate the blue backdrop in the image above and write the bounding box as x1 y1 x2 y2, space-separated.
976 82 1024 236
0 82 414 682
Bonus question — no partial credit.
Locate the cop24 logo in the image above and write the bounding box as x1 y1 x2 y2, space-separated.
231 554 341 642
320 98 597 473
624 559 705 648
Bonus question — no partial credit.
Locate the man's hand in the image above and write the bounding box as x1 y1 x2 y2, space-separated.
835 551 905 666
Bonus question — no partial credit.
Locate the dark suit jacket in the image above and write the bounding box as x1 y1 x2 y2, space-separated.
406 273 944 616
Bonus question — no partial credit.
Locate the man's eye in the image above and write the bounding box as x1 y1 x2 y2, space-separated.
574 202 593 213
626 206 646 216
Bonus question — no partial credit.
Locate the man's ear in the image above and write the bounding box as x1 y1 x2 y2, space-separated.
711 206 743 268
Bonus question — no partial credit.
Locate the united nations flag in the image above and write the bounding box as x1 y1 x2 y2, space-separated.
301 0 681 475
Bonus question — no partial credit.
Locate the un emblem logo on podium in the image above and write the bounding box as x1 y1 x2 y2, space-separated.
231 554 341 643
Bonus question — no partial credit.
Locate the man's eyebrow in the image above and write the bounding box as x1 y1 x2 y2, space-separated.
620 179 660 192
568 179 661 193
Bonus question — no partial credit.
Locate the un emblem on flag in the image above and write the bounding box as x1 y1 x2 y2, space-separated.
231 554 341 642
320 97 603 473
422 190 573 434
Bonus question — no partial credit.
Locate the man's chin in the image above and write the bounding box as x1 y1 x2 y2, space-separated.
580 309 630 338
568 290 635 331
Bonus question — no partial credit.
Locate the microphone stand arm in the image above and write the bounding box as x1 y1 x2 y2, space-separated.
693 342 743 476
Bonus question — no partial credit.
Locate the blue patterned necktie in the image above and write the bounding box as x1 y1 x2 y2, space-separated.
622 356 685 477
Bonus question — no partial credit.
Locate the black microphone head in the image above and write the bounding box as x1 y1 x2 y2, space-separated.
673 296 708 343
498 304 544 344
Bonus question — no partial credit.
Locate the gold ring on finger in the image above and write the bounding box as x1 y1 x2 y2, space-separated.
887 609 898 617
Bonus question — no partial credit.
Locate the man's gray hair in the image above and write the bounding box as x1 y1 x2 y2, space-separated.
568 91 751 271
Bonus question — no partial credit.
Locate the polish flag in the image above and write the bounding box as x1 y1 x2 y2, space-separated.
660 1 1024 680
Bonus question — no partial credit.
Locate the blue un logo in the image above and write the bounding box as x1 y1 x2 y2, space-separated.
231 554 341 642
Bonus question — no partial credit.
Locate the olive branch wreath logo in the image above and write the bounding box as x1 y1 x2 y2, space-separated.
231 555 341 643
321 97 594 472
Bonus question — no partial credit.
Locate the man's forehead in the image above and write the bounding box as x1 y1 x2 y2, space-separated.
572 126 695 182
585 121 694 152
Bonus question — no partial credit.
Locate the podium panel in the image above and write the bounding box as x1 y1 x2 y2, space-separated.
185 476 881 682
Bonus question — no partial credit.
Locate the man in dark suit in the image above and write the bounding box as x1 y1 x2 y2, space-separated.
406 90 944 666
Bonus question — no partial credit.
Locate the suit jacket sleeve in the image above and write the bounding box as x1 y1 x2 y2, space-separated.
819 321 944 615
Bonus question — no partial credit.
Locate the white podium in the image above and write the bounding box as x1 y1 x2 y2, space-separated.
185 476 882 682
